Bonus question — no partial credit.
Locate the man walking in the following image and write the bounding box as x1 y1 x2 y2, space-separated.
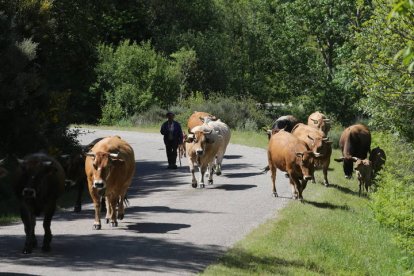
160 111 183 169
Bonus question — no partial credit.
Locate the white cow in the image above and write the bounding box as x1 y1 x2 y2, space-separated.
201 117 231 176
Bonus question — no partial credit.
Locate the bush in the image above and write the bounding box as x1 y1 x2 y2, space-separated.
370 132 414 255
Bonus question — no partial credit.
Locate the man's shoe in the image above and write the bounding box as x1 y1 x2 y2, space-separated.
172 164 177 169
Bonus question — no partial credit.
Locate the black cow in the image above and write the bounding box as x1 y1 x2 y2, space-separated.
14 153 65 254
60 137 104 212
334 124 371 178
266 115 299 140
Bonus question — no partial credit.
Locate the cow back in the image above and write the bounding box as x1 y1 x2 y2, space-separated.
187 111 216 133
339 124 371 159
271 115 299 133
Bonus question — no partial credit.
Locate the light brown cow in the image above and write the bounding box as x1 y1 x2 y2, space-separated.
307 111 331 135
292 123 332 186
185 125 222 188
268 130 317 200
187 111 217 133
354 158 373 196
85 136 135 229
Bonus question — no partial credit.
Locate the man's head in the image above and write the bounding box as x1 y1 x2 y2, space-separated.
166 111 175 121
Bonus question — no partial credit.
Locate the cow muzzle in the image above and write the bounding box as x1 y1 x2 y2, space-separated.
196 149 204 156
22 188 36 199
303 175 313 181
93 180 105 189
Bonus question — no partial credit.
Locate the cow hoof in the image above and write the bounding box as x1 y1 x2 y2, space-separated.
118 214 124 220
324 182 330 187
74 205 81 213
272 192 278 197
93 224 101 230
111 221 118 227
198 184 205 189
106 218 110 224
191 183 197 188
22 248 32 254
208 180 213 185
41 244 51 252
215 171 221 176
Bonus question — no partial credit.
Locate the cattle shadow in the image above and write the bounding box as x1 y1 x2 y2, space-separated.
224 172 264 178
304 200 350 211
329 184 359 196
127 222 191 233
223 155 243 159
213 184 257 191
0 234 224 275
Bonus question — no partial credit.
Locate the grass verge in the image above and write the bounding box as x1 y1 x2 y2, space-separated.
202 145 414 275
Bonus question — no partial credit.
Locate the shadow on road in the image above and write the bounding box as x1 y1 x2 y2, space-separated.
224 155 243 159
213 184 257 191
0 234 224 274
224 172 264 178
127 222 191 233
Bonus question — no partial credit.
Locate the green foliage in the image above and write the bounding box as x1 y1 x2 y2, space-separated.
91 40 182 125
370 132 414 255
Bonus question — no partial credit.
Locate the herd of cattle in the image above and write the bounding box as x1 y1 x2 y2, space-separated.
0 111 386 254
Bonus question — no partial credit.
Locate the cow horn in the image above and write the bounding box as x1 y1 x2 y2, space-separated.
86 152 96 157
313 152 322 157
351 157 359 162
42 161 53 166
323 119 330 122
322 137 329 141
307 135 314 141
109 152 119 159
0 158 5 165
18 158 26 164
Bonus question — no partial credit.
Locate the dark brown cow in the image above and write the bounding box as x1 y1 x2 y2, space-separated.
185 125 222 188
292 123 332 186
268 130 317 200
307 111 331 135
334 124 371 179
354 158 373 196
14 153 65 254
267 115 299 139
187 111 217 133
85 136 135 229
369 146 386 176
60 137 104 212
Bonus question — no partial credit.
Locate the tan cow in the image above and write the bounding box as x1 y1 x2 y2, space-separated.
354 158 373 196
187 111 217 133
292 123 332 186
186 125 222 188
85 136 135 229
268 130 317 200
307 111 331 135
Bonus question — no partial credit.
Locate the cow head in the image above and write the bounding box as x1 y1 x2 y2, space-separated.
191 129 215 157
86 151 123 190
307 135 332 157
296 151 316 181
17 155 58 200
334 156 358 179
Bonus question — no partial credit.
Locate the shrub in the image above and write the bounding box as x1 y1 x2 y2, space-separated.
370 132 414 255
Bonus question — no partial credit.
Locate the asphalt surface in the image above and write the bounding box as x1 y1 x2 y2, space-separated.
0 128 291 275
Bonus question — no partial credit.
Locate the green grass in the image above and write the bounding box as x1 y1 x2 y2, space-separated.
202 144 414 275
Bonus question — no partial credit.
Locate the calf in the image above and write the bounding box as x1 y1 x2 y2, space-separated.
85 136 135 230
292 123 332 186
186 125 222 188
14 153 65 254
354 158 373 196
268 130 317 200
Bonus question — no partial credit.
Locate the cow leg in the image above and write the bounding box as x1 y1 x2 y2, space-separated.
91 189 102 230
108 196 118 227
198 165 206 188
215 153 224 176
189 161 197 188
289 177 299 200
21 206 36 254
105 196 112 223
358 180 362 197
74 179 84 213
42 201 56 252
207 163 214 185
270 165 278 197
118 194 125 220
322 161 330 187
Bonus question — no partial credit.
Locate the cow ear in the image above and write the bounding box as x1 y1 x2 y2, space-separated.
295 152 304 158
334 157 344 162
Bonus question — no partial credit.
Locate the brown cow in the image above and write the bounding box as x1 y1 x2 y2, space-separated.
334 124 371 179
307 111 331 135
268 130 317 200
369 146 386 176
354 158 373 196
14 153 65 254
85 136 135 229
187 111 217 133
186 125 222 188
292 123 332 186
60 137 104 212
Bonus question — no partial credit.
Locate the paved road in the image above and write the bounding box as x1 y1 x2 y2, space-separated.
0 128 291 275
